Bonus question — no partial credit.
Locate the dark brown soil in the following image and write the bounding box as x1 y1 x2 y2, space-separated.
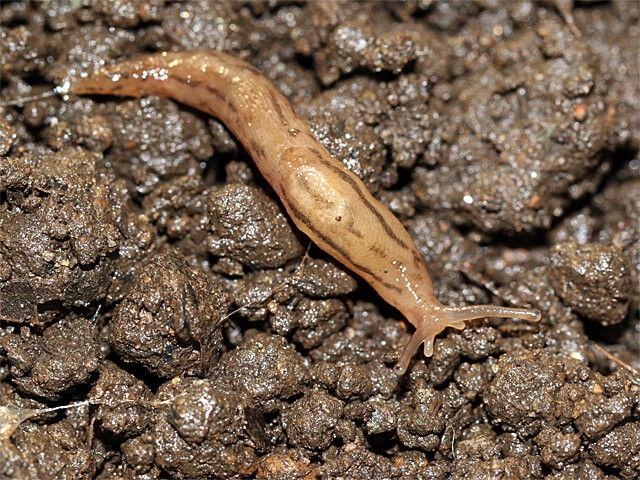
0 1 638 479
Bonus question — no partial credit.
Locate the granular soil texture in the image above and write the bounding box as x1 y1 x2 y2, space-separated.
0 1 638 479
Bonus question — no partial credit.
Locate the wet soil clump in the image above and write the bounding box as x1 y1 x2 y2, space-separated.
0 1 638 479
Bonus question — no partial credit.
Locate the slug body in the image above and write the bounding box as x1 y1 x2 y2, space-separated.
74 51 540 374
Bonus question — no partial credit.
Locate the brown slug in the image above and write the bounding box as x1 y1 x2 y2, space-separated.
73 50 540 374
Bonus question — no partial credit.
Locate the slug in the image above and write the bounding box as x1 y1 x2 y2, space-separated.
73 51 541 375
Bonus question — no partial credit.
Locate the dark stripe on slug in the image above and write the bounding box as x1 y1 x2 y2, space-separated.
412 252 423 270
267 88 288 126
170 74 191 86
290 172 366 242
283 170 366 240
205 85 238 115
294 172 335 208
344 217 364 239
247 138 266 160
383 281 402 292
167 70 203 88
350 227 364 239
281 191 401 292
369 243 387 257
167 73 238 114
307 148 410 250
303 131 318 143
201 84 223 101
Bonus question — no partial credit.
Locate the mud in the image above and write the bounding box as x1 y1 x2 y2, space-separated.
0 1 638 479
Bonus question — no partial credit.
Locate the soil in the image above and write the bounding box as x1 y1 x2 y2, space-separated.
0 1 638 479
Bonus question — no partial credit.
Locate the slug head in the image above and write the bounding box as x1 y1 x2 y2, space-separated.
393 303 541 375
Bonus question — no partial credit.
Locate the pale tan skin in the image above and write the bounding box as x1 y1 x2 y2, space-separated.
74 51 540 374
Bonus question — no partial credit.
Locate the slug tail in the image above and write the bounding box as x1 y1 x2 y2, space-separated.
72 52 213 103
393 304 540 375
73 59 166 99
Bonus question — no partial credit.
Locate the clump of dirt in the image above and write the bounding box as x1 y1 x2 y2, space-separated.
109 250 229 378
206 183 305 269
0 1 638 479
549 240 632 326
